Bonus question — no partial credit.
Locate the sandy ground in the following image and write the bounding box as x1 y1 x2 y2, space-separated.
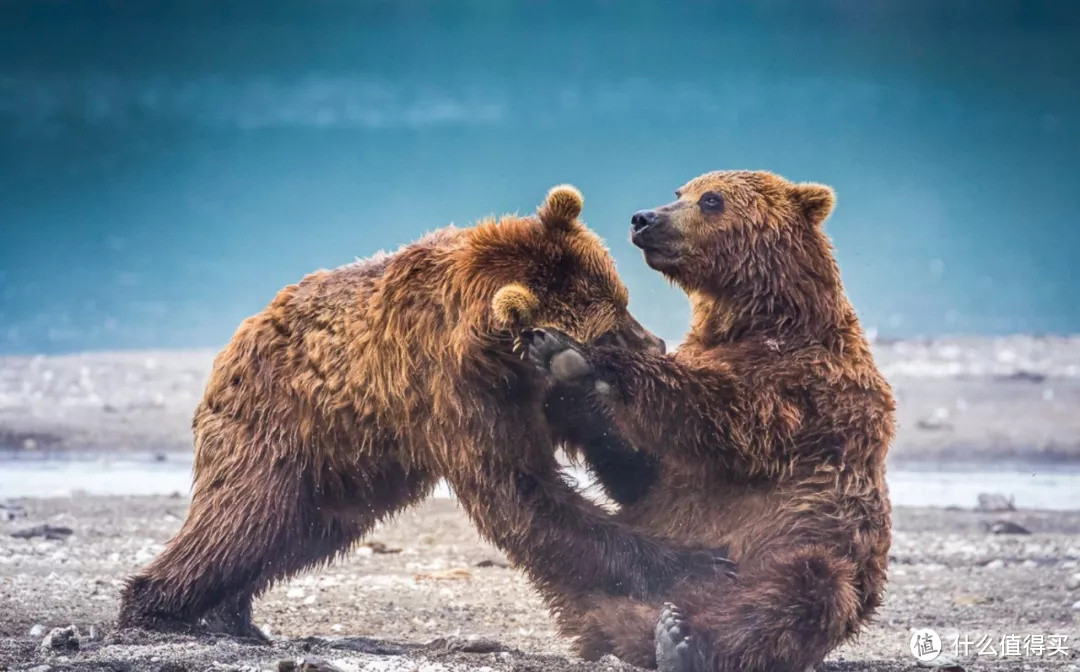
1 495 1079 671
1 335 1079 464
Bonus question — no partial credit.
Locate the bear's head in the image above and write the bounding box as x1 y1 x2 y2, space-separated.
474 185 663 354
627 170 843 332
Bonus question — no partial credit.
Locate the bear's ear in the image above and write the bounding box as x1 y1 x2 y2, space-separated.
791 183 835 227
537 184 584 232
492 283 540 329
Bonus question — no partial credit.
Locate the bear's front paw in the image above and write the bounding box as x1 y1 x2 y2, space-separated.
520 328 594 382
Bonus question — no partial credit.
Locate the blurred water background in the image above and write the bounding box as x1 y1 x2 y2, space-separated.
4 451 1079 509
2 1 1079 355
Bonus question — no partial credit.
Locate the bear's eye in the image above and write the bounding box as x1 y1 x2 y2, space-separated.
698 191 725 213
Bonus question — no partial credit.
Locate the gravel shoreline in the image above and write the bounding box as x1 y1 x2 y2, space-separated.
1 495 1079 671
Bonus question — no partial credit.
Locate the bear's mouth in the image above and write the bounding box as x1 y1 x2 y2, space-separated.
639 245 681 271
631 230 680 263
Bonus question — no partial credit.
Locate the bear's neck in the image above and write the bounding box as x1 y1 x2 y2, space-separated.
686 276 861 353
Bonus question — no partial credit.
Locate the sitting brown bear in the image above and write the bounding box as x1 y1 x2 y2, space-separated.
117 186 723 639
526 171 895 672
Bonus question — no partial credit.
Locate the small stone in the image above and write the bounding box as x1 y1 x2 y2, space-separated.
296 658 343 672
427 635 507 653
976 493 1015 512
985 559 1005 569
1065 573 1080 590
598 654 630 669
328 637 404 655
951 592 991 606
473 558 509 569
360 541 402 554
40 625 80 652
12 524 74 541
1 501 26 521
986 520 1031 535
1072 600 1080 611
917 654 965 670
413 567 472 581
29 623 45 637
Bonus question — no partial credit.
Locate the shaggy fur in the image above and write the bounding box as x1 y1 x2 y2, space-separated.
532 171 895 672
116 186 718 638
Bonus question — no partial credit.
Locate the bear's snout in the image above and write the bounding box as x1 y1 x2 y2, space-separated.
630 210 660 235
630 209 677 252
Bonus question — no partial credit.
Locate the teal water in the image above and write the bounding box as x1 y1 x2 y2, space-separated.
2 2 1079 354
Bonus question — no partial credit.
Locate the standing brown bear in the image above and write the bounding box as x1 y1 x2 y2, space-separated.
117 186 722 639
526 171 895 672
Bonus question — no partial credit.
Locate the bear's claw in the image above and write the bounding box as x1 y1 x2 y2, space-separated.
521 328 593 382
655 603 694 672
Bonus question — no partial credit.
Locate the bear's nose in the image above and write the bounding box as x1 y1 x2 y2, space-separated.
631 210 660 233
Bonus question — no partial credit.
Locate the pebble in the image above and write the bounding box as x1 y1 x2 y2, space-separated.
0 501 27 521
986 520 1031 535
985 559 1005 569
976 493 1015 512
1072 600 1080 611
11 524 74 541
916 654 965 670
40 625 80 653
598 654 631 669
28 623 45 637
277 658 343 672
1066 573 1080 590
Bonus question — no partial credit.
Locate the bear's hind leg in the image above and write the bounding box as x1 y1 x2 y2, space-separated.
119 458 435 637
669 546 860 672
203 593 265 641
119 465 324 635
554 595 662 668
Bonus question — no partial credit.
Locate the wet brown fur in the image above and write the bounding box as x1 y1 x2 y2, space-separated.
116 186 716 637
546 171 895 672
